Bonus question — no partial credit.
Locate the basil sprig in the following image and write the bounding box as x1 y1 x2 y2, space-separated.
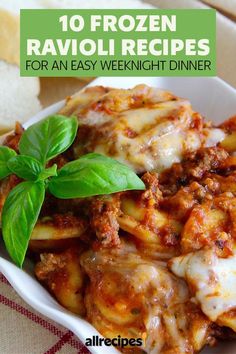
8 155 44 181
49 153 145 198
0 115 145 267
2 181 45 267
0 146 16 179
19 115 78 165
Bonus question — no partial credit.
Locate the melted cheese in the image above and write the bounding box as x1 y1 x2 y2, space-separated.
204 128 225 147
61 84 225 173
170 249 236 325
81 241 212 353
83 100 198 173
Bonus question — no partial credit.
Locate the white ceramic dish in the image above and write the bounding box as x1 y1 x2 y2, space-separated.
1 76 236 354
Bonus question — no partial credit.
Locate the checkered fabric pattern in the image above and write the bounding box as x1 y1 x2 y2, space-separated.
0 273 90 354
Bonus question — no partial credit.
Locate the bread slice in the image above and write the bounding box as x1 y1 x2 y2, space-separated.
42 0 153 8
203 0 236 20
146 0 204 9
0 60 41 133
0 0 43 13
0 0 153 66
0 9 19 66
0 0 43 66
0 1 42 131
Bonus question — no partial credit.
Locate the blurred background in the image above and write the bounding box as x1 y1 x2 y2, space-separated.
0 0 235 132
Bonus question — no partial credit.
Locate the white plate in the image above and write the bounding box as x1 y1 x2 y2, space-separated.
1 76 236 354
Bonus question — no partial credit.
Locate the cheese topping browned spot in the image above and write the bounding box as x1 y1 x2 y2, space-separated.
60 85 225 173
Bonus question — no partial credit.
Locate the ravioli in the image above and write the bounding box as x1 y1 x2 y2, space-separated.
60 85 225 173
170 249 236 331
10 87 234 354
80 242 214 354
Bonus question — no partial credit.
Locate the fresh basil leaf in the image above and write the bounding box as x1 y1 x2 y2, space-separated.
38 164 57 181
2 181 45 267
0 146 17 180
8 155 43 181
19 115 78 165
49 153 145 199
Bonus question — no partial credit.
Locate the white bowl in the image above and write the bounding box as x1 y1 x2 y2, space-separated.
1 76 236 354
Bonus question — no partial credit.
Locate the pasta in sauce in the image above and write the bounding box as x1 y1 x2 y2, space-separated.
2 85 236 353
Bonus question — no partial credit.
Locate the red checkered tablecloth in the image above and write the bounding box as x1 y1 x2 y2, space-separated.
0 273 90 354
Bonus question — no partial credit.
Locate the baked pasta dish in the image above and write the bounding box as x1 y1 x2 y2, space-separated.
1 84 236 353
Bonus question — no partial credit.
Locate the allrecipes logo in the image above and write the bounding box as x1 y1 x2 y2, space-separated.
20 9 216 77
85 335 143 348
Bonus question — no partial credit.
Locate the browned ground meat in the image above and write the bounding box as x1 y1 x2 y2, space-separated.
161 182 206 222
141 172 163 206
35 248 86 315
90 195 121 248
219 115 236 132
159 147 229 196
3 122 24 152
0 175 22 216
